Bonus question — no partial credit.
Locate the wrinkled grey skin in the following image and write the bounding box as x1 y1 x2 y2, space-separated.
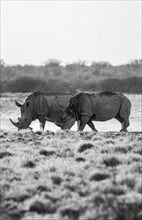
10 91 72 131
62 91 131 132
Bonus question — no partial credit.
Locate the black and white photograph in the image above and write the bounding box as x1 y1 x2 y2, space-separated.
0 0 142 219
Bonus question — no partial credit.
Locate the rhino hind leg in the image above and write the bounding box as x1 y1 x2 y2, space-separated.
115 115 128 132
115 105 130 132
120 119 130 132
116 95 131 132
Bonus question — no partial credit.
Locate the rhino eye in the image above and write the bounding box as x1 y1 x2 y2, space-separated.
67 118 70 121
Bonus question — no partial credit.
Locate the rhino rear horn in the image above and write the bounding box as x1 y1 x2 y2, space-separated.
15 101 22 107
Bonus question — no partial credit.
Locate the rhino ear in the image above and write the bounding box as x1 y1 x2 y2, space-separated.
26 100 31 108
15 101 22 107
68 109 75 117
68 97 74 108
68 109 73 113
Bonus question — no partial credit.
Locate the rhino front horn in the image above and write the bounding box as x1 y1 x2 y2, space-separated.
10 118 20 128
15 101 22 107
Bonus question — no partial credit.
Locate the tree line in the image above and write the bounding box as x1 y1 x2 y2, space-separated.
0 59 141 93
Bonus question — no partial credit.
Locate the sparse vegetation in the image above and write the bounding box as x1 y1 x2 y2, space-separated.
0 130 142 220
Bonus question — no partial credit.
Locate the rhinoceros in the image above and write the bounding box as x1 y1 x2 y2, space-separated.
10 91 73 130
62 91 131 132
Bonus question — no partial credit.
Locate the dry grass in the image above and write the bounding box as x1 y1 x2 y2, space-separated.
0 130 142 220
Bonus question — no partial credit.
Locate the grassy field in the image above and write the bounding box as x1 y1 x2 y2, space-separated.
0 130 142 220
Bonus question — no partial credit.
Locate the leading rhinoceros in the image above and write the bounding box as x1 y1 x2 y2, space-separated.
10 91 73 130
62 91 131 132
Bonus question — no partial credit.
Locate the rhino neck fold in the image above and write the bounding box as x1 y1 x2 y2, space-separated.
27 95 37 121
32 105 37 121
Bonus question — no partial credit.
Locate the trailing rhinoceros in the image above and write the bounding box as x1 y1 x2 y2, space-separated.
62 91 131 132
10 91 72 130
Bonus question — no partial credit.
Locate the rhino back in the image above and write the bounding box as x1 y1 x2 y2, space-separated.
77 92 122 121
90 93 122 120
35 95 72 122
55 95 72 109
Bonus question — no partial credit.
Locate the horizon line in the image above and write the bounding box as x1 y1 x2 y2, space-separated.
1 58 142 67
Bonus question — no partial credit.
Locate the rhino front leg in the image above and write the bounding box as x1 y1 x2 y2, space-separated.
87 120 98 132
38 115 46 131
78 115 90 131
77 120 80 130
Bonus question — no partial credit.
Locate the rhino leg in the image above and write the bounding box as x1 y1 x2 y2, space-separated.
87 120 98 132
115 114 129 132
77 121 80 130
38 115 46 131
118 96 131 132
78 116 90 131
120 121 129 132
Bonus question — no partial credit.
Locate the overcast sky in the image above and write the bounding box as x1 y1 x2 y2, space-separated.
1 0 141 65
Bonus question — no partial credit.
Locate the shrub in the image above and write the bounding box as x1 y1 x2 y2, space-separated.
78 143 94 153
90 172 110 181
8 76 43 92
0 80 9 93
0 76 73 93
22 160 36 168
99 77 142 93
103 156 121 167
0 75 141 94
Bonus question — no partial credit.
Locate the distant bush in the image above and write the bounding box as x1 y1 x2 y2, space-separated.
0 80 8 93
43 59 62 67
8 76 46 92
126 59 142 70
0 76 73 93
0 60 141 94
91 61 111 69
1 59 141 80
74 77 142 93
0 76 141 93
99 77 142 93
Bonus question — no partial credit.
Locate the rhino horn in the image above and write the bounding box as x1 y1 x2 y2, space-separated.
10 118 20 128
15 101 22 107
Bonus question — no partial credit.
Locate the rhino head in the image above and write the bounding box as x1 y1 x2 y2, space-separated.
10 99 33 130
62 98 76 130
62 110 76 130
